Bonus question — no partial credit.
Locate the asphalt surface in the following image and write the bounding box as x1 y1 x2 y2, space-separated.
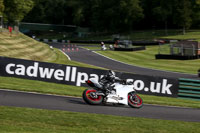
50 43 198 79
0 89 200 122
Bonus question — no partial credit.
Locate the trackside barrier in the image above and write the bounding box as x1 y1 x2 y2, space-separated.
0 56 179 98
178 78 200 100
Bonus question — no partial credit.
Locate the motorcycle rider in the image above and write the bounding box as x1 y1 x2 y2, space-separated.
99 70 124 93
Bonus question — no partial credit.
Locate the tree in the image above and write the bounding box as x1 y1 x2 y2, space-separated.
4 0 34 24
191 0 200 28
23 0 78 25
118 0 144 31
0 0 4 16
152 0 173 35
173 0 192 34
89 0 143 32
44 0 67 24
65 0 84 25
21 0 200 32
23 0 47 23
197 0 200 5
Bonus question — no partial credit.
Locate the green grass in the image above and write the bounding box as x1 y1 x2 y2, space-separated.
85 30 200 74
81 30 200 74
0 30 102 68
0 76 83 97
162 30 200 41
0 32 57 62
0 106 199 133
83 45 200 74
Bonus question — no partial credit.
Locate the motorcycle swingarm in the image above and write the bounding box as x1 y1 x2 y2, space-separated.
95 92 105 96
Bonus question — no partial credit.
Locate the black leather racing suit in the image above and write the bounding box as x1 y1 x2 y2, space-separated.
99 74 123 92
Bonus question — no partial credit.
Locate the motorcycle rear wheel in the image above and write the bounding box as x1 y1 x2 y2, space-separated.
128 92 143 108
82 89 103 105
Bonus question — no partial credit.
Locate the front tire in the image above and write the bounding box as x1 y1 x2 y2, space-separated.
82 89 103 105
128 92 143 108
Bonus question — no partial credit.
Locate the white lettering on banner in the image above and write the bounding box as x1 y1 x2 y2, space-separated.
65 66 71 81
127 78 172 95
90 74 99 81
76 73 100 86
16 64 25 75
76 72 88 86
162 79 172 94
5 62 100 86
54 69 64 80
6 63 15 74
27 62 38 77
150 82 161 93
39 67 55 79
4 62 174 95
71 67 77 82
133 80 144 91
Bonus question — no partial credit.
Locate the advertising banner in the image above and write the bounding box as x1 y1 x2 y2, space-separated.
0 56 179 97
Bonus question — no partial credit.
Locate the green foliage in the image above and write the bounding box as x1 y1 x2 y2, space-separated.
3 0 200 32
173 0 192 34
3 0 34 24
0 0 4 16
152 0 173 22
89 0 143 32
23 0 144 32
197 0 200 5
191 0 200 28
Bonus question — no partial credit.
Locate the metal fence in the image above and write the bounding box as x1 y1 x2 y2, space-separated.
178 78 200 100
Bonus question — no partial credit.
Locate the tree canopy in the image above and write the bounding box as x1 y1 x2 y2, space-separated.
1 0 200 32
3 0 34 24
0 0 4 16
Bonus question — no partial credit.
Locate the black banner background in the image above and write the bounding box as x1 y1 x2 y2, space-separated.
0 56 179 97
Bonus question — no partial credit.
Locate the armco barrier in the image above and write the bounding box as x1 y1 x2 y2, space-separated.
36 39 160 46
178 78 200 100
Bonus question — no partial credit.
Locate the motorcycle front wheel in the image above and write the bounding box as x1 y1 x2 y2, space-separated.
128 92 143 108
82 89 103 105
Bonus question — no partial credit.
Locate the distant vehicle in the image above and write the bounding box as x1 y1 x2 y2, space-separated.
117 40 133 48
114 40 135 51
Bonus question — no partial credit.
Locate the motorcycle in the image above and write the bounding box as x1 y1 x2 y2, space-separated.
82 78 143 108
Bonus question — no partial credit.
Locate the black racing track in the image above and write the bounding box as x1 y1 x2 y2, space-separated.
1 43 200 122
49 43 198 79
0 89 200 122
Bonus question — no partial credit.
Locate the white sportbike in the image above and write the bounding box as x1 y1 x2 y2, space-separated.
82 78 143 108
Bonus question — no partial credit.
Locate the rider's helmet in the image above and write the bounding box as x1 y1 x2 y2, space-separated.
107 70 115 77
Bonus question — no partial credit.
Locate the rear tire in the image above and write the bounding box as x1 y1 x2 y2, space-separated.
82 89 103 105
128 92 143 108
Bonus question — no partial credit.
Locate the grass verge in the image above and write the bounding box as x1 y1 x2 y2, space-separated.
83 45 200 74
0 106 199 133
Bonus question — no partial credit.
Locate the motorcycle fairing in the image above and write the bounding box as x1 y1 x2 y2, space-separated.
106 83 134 105
88 78 102 89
